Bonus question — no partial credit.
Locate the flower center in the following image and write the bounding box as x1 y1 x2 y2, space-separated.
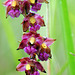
29 37 35 44
30 17 36 24
26 64 31 70
42 43 47 49
30 0 35 4
11 1 17 7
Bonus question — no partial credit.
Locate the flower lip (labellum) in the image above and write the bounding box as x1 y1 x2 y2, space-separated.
8 9 21 18
31 3 42 12
29 24 40 32
38 51 50 61
24 46 37 55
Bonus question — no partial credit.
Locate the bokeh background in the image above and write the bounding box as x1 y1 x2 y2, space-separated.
0 0 75 75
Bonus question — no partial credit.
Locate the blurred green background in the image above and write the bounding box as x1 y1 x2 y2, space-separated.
0 0 75 75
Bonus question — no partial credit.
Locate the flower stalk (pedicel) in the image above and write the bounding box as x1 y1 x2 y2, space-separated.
3 0 56 75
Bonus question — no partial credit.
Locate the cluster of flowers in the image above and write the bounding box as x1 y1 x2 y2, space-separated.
3 0 56 75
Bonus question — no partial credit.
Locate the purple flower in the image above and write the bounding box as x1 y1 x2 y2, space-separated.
16 57 46 74
38 38 56 61
3 0 21 18
17 32 43 50
22 12 45 32
31 3 42 12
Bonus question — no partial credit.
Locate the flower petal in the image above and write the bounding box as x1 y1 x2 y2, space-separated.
35 14 45 26
44 38 56 46
22 21 30 32
16 63 26 71
20 0 30 16
24 46 37 55
34 61 46 73
19 57 30 64
31 3 42 12
17 39 27 50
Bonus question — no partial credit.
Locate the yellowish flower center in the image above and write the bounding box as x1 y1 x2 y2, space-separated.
42 43 47 49
29 17 36 24
30 37 35 44
11 1 17 7
26 64 31 70
30 0 35 4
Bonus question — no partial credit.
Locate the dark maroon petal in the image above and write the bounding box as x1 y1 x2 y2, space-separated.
34 61 46 73
6 5 12 18
22 21 30 32
17 39 27 50
20 0 30 16
19 57 30 64
25 70 31 75
27 12 35 17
